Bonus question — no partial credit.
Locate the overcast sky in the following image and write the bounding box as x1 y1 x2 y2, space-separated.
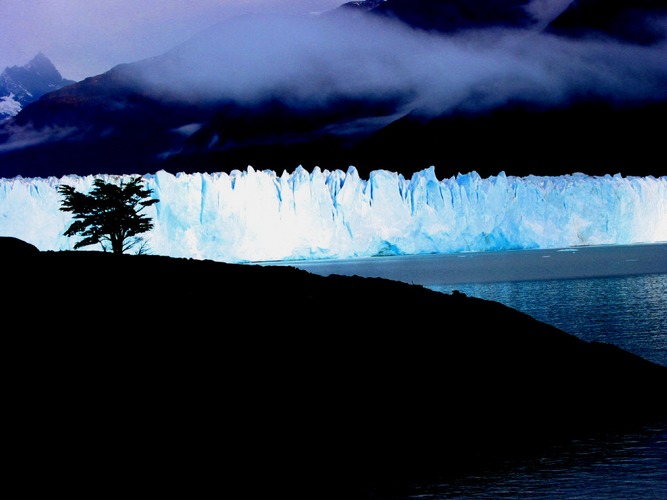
0 0 343 81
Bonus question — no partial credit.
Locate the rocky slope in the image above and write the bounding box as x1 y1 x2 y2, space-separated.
0 52 75 120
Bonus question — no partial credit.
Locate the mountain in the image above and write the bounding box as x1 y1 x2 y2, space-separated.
0 2 666 180
340 0 667 178
0 52 75 120
546 0 667 45
338 0 538 32
342 0 667 42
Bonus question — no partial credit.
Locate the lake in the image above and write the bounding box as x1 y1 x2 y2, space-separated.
272 243 667 366
264 243 667 498
427 272 667 368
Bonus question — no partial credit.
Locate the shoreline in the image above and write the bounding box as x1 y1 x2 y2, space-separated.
258 243 667 286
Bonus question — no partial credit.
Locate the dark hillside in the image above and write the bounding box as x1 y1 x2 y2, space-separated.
3 237 666 498
339 0 537 32
546 0 667 45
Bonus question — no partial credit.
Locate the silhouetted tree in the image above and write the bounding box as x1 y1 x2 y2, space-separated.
58 176 159 254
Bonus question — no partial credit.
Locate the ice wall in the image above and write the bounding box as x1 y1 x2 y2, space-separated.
1 166 666 263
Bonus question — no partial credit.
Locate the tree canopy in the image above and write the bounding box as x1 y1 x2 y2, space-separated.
58 176 159 254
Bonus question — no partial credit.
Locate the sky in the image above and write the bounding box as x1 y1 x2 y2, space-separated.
0 0 343 81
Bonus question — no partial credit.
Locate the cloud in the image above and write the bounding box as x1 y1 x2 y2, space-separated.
0 0 343 81
0 122 79 153
525 0 573 26
131 10 667 118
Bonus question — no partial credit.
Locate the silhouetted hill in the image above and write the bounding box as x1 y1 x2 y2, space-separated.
3 236 666 498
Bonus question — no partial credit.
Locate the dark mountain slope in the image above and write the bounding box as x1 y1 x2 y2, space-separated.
1 3 666 180
0 60 400 177
546 0 667 45
340 0 538 32
3 236 666 498
0 64 220 176
348 99 667 179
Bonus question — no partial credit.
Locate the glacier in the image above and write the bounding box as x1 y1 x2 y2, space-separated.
1 166 666 263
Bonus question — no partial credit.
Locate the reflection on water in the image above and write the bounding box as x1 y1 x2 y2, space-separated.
428 273 667 367
402 273 667 499
404 423 667 499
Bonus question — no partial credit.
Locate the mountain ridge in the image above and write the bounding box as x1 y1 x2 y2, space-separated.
1 1 665 180
0 52 75 121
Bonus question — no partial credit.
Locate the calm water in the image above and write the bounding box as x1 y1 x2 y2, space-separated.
278 244 667 367
416 274 667 499
397 423 667 499
428 273 667 368
271 244 667 499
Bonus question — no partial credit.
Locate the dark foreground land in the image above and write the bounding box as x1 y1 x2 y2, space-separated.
3 237 666 499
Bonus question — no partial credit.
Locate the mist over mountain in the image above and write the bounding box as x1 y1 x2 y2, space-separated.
0 53 75 121
0 1 665 180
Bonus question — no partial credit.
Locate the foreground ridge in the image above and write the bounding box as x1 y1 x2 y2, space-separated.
3 237 666 498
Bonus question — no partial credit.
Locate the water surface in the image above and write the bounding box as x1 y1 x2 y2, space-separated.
428 273 667 367
270 243 667 286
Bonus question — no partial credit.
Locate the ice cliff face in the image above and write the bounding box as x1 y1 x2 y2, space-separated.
1 166 666 263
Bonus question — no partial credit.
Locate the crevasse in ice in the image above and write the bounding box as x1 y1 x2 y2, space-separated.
1 166 666 263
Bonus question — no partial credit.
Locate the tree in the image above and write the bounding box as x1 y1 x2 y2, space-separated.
58 176 159 254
